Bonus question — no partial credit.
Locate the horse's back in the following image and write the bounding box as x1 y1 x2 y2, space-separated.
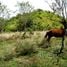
51 29 64 33
50 28 65 37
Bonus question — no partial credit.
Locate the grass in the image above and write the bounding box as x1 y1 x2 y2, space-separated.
0 31 67 67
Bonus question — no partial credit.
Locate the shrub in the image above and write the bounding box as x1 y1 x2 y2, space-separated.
15 41 38 57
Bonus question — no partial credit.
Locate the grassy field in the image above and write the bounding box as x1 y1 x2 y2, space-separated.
0 31 67 67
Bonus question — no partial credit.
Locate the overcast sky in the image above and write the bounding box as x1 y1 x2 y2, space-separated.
0 0 52 10
0 0 52 17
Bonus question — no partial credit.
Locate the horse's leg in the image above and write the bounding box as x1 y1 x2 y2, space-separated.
57 36 64 55
60 36 64 53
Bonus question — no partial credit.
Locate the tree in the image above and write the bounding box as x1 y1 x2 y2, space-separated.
0 2 11 19
16 1 34 14
16 1 34 38
0 2 12 32
46 0 67 54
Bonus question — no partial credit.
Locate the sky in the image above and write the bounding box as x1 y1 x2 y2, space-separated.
0 0 52 17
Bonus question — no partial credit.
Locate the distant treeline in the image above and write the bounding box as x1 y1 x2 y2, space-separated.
0 9 63 32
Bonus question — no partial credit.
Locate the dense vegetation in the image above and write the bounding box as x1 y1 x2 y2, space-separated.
1 9 62 32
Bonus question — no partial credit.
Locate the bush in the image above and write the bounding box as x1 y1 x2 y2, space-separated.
15 41 38 57
5 9 62 32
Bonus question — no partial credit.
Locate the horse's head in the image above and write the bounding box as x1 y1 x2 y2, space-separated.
45 32 48 38
45 30 52 38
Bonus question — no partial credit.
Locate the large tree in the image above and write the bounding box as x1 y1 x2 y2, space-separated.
46 0 67 54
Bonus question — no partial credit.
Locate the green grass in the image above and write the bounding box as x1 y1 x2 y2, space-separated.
0 32 67 67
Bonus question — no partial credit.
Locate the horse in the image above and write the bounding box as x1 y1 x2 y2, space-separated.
45 28 65 42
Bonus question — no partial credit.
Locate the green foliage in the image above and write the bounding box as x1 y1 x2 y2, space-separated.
17 13 33 31
5 17 18 32
5 9 62 32
0 17 6 32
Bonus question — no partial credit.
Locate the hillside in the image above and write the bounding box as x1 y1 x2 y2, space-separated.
5 9 63 32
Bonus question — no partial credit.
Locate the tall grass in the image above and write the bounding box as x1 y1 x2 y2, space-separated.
0 32 67 67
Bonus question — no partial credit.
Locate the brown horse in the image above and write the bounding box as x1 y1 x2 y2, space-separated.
45 28 65 42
